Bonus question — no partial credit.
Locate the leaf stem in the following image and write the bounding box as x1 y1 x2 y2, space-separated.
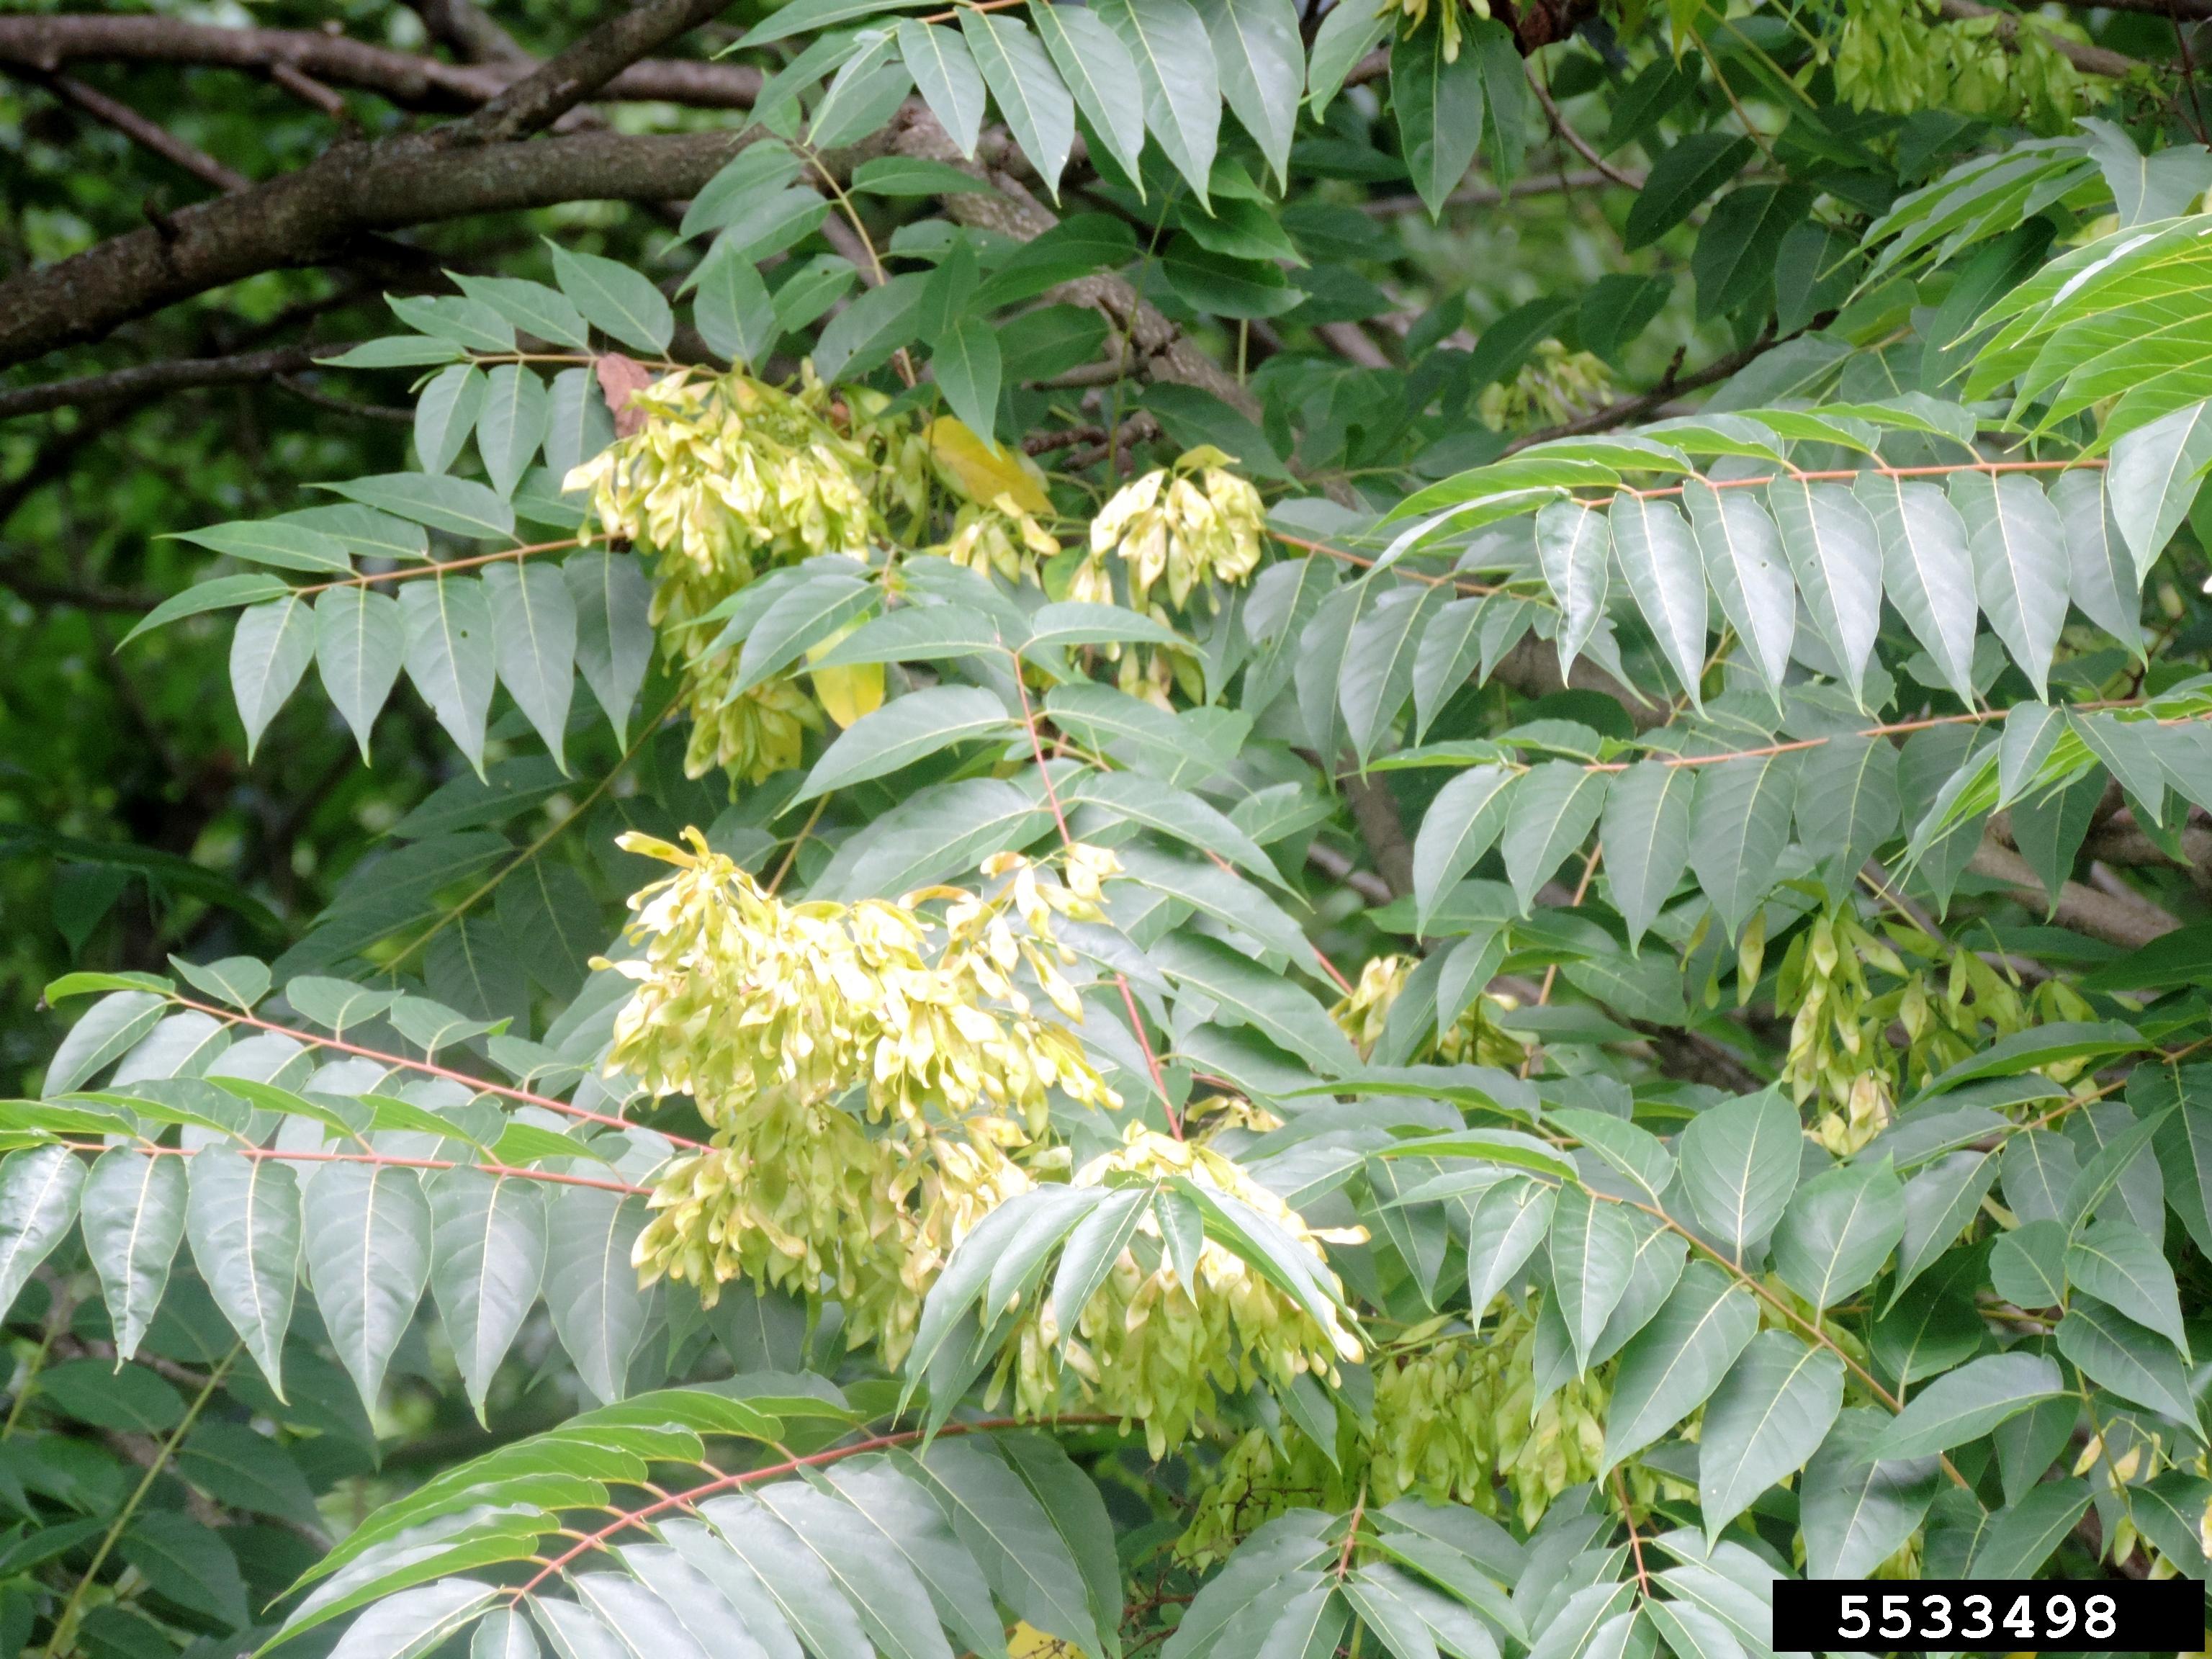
380 687 685 975
291 537 585 598
42 1346 238 1659
1 1277 76 1442
167 994 699 1150
510 1413 1119 1599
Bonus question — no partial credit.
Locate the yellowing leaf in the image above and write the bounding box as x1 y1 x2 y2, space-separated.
1007 1621 1084 1659
808 623 886 727
929 416 1051 514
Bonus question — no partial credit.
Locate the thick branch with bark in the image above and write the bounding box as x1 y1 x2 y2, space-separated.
1936 0 2144 76
0 16 763 113
1967 835 2180 949
0 129 749 368
0 345 349 418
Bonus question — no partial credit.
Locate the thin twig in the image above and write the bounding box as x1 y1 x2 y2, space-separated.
1523 63 1640 189
380 688 682 971
40 71 251 194
42 1348 239 1659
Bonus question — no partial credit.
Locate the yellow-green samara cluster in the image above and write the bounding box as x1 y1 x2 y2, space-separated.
996 1125 1367 1457
607 832 1119 1361
1180 1310 1631 1565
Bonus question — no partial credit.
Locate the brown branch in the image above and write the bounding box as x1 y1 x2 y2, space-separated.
0 15 763 114
1524 63 1641 188
1306 839 1395 907
39 71 251 194
403 0 534 66
267 60 351 122
1316 320 1393 369
273 374 413 423
0 344 344 418
1936 0 2146 76
0 127 753 368
1343 771 1416 899
444 0 737 148
1966 835 2180 950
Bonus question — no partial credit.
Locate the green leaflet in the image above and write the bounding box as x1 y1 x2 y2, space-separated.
80 1148 187 1362
305 1160 434 1412
1696 1334 1843 1540
1676 1087 1801 1260
1597 760 1696 949
1546 1183 1640 1370
1603 1264 1760 1470
427 1170 549 1422
1770 1155 1907 1308
1871 1352 2068 1458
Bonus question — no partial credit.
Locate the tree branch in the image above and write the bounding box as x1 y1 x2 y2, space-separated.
0 127 752 368
37 71 251 194
1936 0 2145 76
444 0 738 147
1358 168 1641 216
1966 834 2180 949
0 15 762 114
1524 62 1641 188
1343 772 1416 899
402 0 533 66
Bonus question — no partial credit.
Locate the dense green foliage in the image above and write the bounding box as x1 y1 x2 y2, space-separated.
9 0 2212 1655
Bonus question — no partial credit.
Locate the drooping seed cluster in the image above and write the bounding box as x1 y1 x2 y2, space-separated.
1179 1312 1632 1565
607 832 1120 1362
1074 446 1266 614
1331 953 1527 1069
1775 902 2096 1153
565 371 924 778
995 1125 1367 1458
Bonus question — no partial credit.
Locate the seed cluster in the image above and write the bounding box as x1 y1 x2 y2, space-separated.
609 832 1119 1362
996 1125 1367 1457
